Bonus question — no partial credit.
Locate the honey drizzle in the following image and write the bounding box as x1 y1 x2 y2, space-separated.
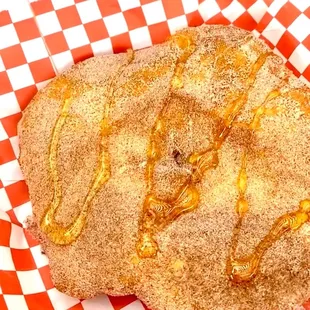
286 89 310 115
225 89 310 283
227 199 310 283
137 34 197 258
144 35 196 193
229 152 249 261
119 65 171 97
41 51 135 245
228 90 281 264
136 47 273 257
250 90 282 130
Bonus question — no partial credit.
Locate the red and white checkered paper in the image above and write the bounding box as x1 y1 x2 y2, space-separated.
0 0 309 309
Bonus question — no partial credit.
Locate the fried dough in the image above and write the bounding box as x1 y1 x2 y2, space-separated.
19 25 310 310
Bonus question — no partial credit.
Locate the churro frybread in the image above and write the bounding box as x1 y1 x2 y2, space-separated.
19 25 310 310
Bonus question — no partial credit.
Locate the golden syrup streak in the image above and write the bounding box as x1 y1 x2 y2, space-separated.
228 152 249 263
136 46 273 258
227 152 249 273
249 90 281 130
118 64 172 97
41 51 135 245
144 33 196 192
227 200 310 283
224 89 310 284
286 89 310 115
137 33 197 258
190 53 273 178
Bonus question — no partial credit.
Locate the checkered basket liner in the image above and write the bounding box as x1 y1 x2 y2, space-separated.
0 0 309 309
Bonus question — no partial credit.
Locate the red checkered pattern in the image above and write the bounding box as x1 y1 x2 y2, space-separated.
0 0 309 309
255 0 310 84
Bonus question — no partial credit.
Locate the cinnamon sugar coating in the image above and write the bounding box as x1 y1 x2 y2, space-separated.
19 25 310 310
